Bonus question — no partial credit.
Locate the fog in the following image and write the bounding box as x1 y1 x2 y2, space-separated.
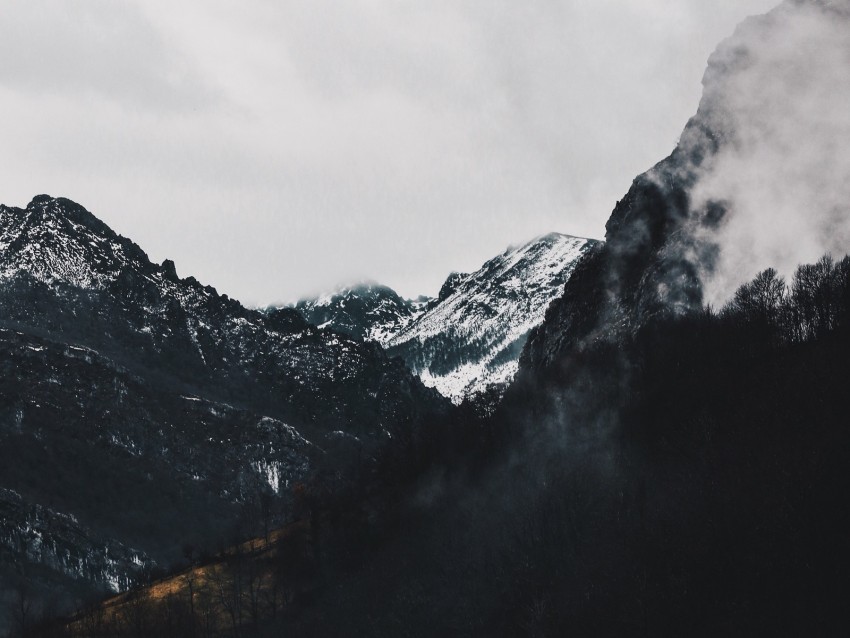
690 0 850 306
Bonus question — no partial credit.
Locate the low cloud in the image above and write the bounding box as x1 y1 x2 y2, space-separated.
0 0 218 111
690 0 850 306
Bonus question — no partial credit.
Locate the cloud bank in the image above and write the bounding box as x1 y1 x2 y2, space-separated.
690 0 850 306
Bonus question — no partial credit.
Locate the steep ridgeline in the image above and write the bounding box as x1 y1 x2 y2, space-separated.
294 234 597 405
0 196 446 609
521 0 850 380
386 234 596 404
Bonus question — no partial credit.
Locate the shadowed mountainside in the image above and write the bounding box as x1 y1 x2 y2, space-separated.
0 196 449 628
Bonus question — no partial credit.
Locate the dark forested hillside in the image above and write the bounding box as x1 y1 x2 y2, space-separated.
45 255 850 637
278 255 850 636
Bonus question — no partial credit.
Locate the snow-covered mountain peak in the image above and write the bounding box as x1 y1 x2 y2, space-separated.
0 195 157 291
0 195 442 438
384 232 598 404
294 232 599 407
390 233 595 345
294 281 428 342
0 194 450 600
312 280 402 308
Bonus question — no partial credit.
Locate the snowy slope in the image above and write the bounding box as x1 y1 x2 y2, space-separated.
294 282 430 343
294 233 598 405
386 233 597 404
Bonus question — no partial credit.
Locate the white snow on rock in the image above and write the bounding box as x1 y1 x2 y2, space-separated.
385 233 596 404
295 233 598 405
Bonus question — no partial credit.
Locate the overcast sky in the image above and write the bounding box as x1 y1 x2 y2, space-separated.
0 0 778 305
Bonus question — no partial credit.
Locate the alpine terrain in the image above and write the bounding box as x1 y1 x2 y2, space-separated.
0 195 448 624
4 0 850 636
295 233 597 405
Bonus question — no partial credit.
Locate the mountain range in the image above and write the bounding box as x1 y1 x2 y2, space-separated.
0 197 594 623
3 0 850 635
294 233 597 405
0 195 447 614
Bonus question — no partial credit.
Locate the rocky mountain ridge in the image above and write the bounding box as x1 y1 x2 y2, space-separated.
0 195 447 614
294 233 598 405
294 282 428 344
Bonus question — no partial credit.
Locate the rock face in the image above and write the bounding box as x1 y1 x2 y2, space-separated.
522 0 850 377
0 488 150 594
0 196 446 603
294 234 597 405
0 196 438 437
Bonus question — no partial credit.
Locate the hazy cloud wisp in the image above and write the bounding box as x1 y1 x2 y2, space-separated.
691 0 850 306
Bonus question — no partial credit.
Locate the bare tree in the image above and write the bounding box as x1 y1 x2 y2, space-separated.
729 267 787 327
7 577 39 638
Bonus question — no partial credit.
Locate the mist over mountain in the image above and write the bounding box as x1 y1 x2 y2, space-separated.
524 0 850 372
690 0 850 305
4 1 850 636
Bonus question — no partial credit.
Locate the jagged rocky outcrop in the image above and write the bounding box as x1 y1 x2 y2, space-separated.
0 196 447 604
295 234 597 405
0 196 439 438
436 272 467 303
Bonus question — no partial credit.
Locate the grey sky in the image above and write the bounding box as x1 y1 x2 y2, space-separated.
0 0 778 305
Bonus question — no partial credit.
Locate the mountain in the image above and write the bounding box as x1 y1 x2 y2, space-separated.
293 233 597 405
385 234 597 404
293 282 429 344
0 195 447 618
0 487 150 595
267 2 850 634
15 2 850 634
